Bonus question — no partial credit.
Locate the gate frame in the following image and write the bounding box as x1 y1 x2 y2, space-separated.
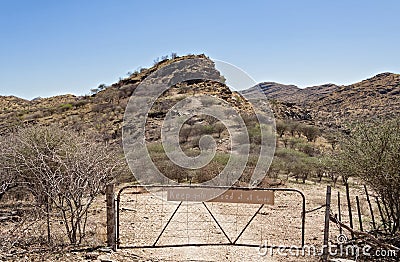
115 184 306 250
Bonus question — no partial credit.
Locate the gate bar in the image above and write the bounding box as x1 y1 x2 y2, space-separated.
153 201 182 246
202 202 232 244
233 204 264 244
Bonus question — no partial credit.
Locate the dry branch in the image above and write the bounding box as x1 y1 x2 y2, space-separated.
329 213 400 252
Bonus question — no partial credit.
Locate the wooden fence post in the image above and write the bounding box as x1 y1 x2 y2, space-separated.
106 184 116 251
356 196 363 231
345 183 354 239
337 191 342 235
363 185 376 230
322 186 331 262
376 196 388 233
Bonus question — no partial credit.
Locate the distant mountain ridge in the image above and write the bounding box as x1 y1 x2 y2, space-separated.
251 72 400 128
310 72 400 127
253 82 340 104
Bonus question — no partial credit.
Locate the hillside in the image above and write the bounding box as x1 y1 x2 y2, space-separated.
0 54 255 145
254 82 340 104
310 72 400 127
253 73 400 129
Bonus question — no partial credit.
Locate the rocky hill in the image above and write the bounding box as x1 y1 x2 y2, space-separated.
253 73 400 129
310 72 400 128
254 82 340 105
0 54 256 145
254 82 300 102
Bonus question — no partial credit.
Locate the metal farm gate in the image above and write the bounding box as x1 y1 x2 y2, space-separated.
112 185 306 250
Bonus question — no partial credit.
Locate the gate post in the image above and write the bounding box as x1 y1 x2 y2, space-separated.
106 184 116 251
322 186 331 262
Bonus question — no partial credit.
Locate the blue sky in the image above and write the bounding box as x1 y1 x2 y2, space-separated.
0 0 399 99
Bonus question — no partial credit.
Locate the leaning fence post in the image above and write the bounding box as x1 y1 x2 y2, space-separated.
376 196 388 233
106 184 116 251
322 186 331 262
382 196 392 232
364 185 376 230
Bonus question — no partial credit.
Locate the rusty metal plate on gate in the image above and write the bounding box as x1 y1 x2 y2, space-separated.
167 188 274 205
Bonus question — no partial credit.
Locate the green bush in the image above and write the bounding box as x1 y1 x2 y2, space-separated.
337 119 400 233
301 124 321 142
59 103 73 112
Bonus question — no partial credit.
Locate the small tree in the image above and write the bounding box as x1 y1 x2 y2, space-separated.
276 120 288 138
292 160 310 183
287 120 300 137
322 153 340 186
213 122 226 138
297 143 318 156
179 125 192 143
275 148 310 182
337 119 400 234
98 83 107 90
301 124 321 142
325 131 340 150
12 126 122 244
